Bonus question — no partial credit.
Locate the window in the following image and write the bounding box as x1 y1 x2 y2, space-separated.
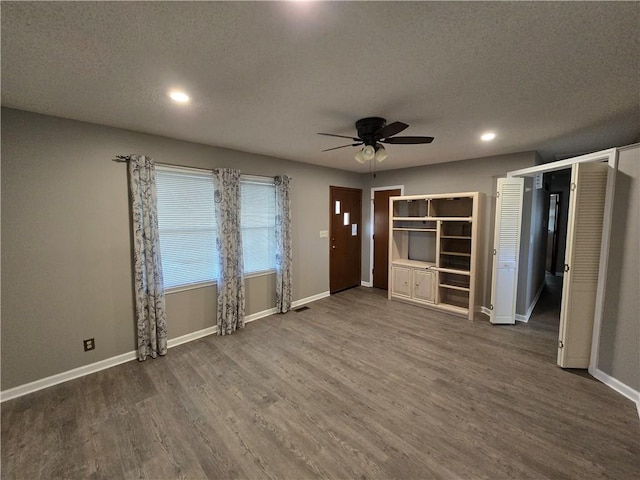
241 177 276 275
155 167 277 290
156 166 218 289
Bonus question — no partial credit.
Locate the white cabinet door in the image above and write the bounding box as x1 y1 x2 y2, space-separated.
558 162 608 368
413 270 435 303
391 266 411 297
490 177 524 324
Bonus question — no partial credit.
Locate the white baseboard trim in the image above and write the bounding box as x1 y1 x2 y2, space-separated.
515 282 545 323
0 350 138 403
245 307 278 323
2 325 219 403
482 281 545 323
292 290 330 308
361 281 373 287
167 325 218 348
1 291 333 403
590 367 640 418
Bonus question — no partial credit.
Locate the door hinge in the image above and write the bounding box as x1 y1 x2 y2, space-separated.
496 191 500 198
570 182 577 191
489 304 494 310
492 248 497 255
564 264 570 272
558 340 564 348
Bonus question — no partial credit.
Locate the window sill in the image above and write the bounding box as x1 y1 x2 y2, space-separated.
165 281 216 295
165 270 276 295
244 269 277 280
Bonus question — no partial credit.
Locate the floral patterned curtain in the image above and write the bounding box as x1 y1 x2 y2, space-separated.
275 175 292 313
127 154 168 361
213 168 246 335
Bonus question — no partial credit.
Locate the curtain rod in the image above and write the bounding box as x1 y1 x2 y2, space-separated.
111 156 207 170
112 156 285 180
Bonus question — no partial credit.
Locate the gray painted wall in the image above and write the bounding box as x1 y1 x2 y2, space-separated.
515 175 547 316
1 108 364 390
362 152 538 311
3 107 636 400
597 145 639 390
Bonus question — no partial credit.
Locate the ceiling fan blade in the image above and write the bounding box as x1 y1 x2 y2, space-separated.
381 136 435 144
376 121 409 139
318 132 360 141
322 143 363 152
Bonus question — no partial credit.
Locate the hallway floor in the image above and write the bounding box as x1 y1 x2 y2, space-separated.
527 273 563 333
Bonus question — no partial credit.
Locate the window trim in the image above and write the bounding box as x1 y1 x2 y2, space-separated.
164 269 277 296
165 281 216 295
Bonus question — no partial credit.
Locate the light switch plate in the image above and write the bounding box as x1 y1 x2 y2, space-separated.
319 230 328 238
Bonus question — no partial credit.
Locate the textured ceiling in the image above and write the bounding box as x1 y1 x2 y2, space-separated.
2 1 639 172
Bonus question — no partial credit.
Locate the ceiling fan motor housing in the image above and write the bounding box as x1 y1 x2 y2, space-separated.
356 117 387 146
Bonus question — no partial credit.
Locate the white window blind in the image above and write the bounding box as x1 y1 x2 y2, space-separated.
156 166 218 289
241 177 276 275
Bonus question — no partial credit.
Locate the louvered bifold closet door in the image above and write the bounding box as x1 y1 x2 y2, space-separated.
558 161 609 368
490 177 524 324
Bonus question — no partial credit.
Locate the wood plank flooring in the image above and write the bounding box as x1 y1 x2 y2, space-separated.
2 287 638 479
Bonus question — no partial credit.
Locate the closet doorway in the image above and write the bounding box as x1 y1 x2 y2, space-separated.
494 149 617 371
529 171 570 332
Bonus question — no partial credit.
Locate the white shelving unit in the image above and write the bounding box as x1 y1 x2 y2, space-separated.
388 192 483 320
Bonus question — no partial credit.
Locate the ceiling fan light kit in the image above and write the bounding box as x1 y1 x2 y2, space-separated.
354 143 388 163
375 145 388 162
319 117 434 164
362 145 376 160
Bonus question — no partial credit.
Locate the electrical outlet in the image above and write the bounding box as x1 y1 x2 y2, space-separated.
83 338 95 351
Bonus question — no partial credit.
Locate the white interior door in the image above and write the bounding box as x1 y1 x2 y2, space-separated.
490 177 524 324
558 162 608 368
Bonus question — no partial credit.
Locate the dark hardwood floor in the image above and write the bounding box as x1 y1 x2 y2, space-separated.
527 273 563 333
2 287 638 479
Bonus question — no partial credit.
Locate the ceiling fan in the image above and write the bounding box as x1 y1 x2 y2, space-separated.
318 117 434 163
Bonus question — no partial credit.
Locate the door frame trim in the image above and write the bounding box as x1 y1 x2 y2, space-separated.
506 148 618 374
368 185 405 286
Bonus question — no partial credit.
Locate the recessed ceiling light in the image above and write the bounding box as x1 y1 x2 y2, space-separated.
169 90 190 103
481 132 496 141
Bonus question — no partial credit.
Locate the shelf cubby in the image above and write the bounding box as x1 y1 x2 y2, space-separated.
439 254 471 272
438 287 470 310
393 219 437 230
439 272 471 291
441 221 472 237
440 237 471 255
430 197 473 217
393 198 429 218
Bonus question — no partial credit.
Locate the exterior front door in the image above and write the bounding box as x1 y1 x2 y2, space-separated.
330 186 362 293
